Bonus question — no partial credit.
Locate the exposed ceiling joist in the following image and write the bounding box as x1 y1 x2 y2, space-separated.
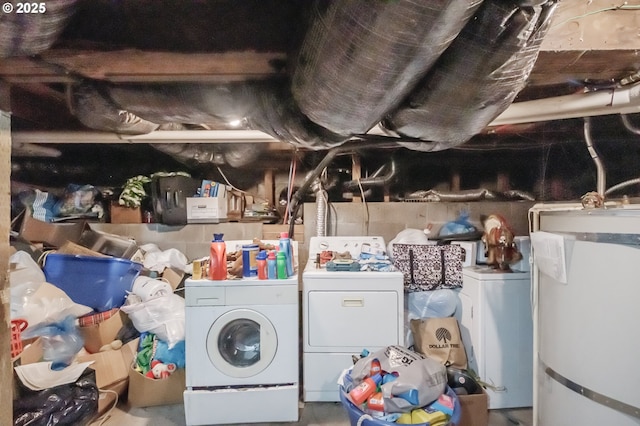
0 50 287 84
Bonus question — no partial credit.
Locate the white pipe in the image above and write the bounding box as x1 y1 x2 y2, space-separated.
11 130 279 144
491 83 640 126
606 178 640 195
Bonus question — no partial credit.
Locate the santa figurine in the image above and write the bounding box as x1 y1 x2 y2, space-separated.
146 359 177 379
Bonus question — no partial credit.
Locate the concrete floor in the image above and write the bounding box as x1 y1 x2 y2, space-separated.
92 401 533 426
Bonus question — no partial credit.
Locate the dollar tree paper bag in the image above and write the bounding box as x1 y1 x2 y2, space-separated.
410 317 467 369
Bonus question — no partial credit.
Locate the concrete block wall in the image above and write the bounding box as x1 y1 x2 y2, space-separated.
302 201 535 250
93 201 534 270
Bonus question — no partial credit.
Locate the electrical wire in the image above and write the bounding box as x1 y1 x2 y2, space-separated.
215 166 247 195
92 389 119 426
283 153 297 225
357 178 369 236
550 2 640 29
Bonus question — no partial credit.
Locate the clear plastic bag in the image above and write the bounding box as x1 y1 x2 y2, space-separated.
21 315 84 370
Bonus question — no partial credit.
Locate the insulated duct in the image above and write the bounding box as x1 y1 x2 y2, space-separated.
0 0 77 57
69 84 160 135
106 79 349 150
292 0 483 136
384 0 557 151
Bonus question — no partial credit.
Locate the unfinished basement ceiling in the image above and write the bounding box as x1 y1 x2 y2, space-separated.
2 0 640 199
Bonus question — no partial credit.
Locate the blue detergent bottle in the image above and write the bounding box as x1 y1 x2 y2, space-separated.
279 232 294 277
267 250 277 280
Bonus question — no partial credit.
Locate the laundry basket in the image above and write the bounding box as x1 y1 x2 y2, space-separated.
42 253 143 311
339 385 461 426
11 319 28 358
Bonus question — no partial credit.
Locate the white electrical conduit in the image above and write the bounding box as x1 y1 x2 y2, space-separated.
583 117 606 198
621 114 640 135
491 82 640 126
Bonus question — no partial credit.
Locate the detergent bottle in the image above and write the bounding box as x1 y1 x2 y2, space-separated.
209 233 227 280
256 250 268 280
348 373 382 406
267 250 277 279
279 231 294 277
276 251 288 279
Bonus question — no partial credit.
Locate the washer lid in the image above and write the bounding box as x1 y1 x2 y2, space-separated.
206 308 277 378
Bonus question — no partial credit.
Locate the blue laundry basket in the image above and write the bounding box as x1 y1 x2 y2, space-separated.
43 253 143 312
340 385 461 426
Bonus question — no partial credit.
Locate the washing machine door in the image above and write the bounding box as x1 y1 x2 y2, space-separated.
206 308 277 378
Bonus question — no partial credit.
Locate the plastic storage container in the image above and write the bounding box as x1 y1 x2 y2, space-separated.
43 253 143 312
339 385 461 426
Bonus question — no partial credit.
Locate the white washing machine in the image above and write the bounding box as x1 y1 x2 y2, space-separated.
183 242 299 425
302 236 404 402
455 265 533 410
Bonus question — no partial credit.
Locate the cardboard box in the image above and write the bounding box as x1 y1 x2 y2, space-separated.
457 389 489 426
76 338 139 416
128 364 186 407
110 203 142 224
262 224 304 241
19 209 86 248
186 196 227 223
79 310 126 354
161 267 185 291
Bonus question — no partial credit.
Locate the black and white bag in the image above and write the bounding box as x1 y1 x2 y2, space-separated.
392 243 463 292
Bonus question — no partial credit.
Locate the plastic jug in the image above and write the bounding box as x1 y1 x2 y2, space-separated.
267 250 277 279
209 233 227 280
276 251 288 279
279 231 294 277
256 250 267 280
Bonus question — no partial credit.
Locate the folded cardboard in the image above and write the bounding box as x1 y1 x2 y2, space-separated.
128 364 186 407
76 338 139 416
79 310 126 354
186 195 227 223
457 388 489 426
19 210 86 248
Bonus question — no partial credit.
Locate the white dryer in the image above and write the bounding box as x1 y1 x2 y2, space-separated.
183 241 299 425
302 236 404 402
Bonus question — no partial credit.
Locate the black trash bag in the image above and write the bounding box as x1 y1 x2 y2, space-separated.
291 0 483 136
383 0 558 151
13 367 99 426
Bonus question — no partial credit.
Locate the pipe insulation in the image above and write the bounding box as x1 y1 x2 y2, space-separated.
292 0 483 136
384 0 558 151
0 0 77 57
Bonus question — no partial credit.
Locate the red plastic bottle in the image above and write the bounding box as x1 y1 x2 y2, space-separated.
209 233 227 280
256 250 267 280
348 373 382 406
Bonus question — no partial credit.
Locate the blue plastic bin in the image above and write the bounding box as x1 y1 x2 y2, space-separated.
43 253 143 312
340 385 461 426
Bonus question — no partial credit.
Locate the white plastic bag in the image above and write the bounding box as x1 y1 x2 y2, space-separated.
10 251 92 329
139 243 189 273
121 293 185 348
387 228 432 261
